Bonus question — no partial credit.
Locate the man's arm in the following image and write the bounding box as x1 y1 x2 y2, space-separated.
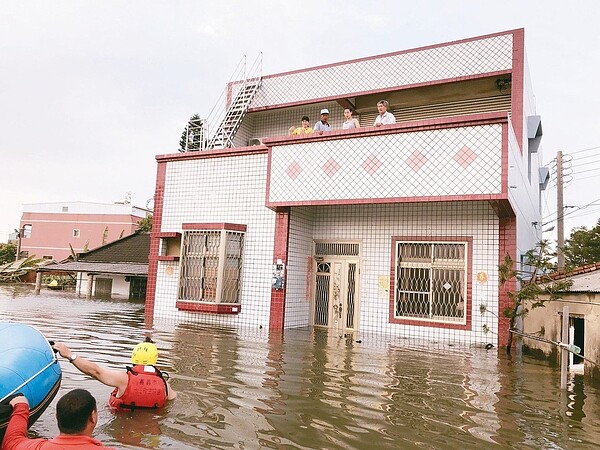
53 342 128 393
2 396 36 450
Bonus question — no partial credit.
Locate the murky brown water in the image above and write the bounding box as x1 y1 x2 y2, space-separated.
2 284 600 449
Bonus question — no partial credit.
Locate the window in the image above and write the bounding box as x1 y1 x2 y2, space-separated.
62 206 69 212
393 241 467 324
73 229 80 238
178 228 245 304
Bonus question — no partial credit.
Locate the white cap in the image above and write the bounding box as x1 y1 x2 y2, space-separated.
320 108 329 115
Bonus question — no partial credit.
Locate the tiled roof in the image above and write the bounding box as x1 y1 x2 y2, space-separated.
538 262 600 293
78 232 150 264
37 232 150 277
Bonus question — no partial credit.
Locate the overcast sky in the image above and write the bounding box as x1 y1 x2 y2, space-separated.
1 1 599 245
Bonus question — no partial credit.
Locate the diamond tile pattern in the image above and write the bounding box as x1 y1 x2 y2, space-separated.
362 154 382 175
406 150 428 172
454 146 478 168
269 124 503 203
251 34 513 108
286 162 302 180
323 158 341 177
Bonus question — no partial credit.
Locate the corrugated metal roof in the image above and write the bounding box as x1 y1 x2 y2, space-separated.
568 271 600 293
40 262 147 276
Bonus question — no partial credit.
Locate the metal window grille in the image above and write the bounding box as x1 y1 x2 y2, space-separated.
395 242 466 323
179 230 244 303
315 242 359 257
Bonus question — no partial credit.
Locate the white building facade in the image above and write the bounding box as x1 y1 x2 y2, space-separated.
147 29 546 348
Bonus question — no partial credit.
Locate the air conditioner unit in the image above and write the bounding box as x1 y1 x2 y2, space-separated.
248 138 262 146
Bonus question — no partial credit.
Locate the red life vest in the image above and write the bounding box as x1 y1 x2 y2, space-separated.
108 365 168 410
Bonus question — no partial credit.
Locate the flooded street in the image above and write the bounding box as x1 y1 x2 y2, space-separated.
2 285 600 449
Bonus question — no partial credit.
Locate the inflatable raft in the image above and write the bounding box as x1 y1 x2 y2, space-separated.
0 322 62 442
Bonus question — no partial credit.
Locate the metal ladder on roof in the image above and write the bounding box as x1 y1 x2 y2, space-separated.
206 53 262 150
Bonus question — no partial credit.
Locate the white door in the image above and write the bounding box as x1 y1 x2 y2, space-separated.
313 258 359 332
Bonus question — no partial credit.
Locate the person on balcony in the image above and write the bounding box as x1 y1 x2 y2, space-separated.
374 100 396 126
289 116 314 135
342 108 360 130
314 109 332 134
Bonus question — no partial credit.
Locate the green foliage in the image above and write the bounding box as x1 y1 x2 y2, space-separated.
0 243 17 264
564 218 600 267
179 114 205 151
0 255 44 282
137 215 153 232
499 240 573 354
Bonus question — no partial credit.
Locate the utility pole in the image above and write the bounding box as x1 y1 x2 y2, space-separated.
556 150 565 270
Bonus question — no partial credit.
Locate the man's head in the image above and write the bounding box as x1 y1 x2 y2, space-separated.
131 338 158 365
377 100 389 114
320 108 330 121
56 389 97 435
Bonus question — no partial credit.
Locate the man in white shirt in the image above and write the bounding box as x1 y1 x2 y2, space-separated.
314 108 332 134
374 100 396 126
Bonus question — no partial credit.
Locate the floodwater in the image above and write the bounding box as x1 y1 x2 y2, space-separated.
2 285 600 449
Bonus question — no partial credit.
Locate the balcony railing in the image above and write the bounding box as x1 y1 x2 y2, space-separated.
264 113 509 207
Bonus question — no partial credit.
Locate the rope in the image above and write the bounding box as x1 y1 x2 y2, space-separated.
509 328 600 368
0 358 59 403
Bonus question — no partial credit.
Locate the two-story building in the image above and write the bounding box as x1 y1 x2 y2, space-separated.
18 201 150 261
147 29 547 348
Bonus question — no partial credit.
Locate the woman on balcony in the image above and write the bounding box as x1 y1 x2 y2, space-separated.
289 116 314 135
342 108 360 130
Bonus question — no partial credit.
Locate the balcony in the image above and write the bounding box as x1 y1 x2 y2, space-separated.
264 112 509 208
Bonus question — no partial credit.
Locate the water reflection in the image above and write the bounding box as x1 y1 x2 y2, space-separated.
2 284 600 449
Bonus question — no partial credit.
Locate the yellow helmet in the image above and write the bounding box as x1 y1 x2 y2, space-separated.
131 341 158 365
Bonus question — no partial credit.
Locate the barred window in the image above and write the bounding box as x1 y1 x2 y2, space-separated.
178 229 244 304
394 241 466 324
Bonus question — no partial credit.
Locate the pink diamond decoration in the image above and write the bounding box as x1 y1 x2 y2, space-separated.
406 150 428 172
286 161 302 180
362 154 382 175
322 158 341 177
454 145 478 168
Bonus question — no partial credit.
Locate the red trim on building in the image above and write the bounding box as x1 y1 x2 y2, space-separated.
152 232 181 238
176 301 241 314
498 217 517 348
501 122 509 195
156 145 268 163
269 208 290 331
182 223 247 232
388 236 473 331
145 162 167 325
511 28 525 153
268 194 508 209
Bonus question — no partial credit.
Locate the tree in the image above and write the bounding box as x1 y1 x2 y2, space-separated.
499 240 573 355
564 218 600 267
0 243 17 264
137 215 152 232
179 114 206 152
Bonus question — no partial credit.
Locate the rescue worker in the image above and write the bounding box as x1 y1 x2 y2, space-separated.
52 338 176 410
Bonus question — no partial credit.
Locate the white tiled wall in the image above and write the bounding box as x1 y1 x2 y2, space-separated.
287 202 500 346
154 153 276 329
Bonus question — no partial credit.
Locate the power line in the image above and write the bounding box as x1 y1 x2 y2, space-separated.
566 145 600 156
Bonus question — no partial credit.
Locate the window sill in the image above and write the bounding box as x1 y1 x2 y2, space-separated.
176 301 241 314
157 256 180 261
